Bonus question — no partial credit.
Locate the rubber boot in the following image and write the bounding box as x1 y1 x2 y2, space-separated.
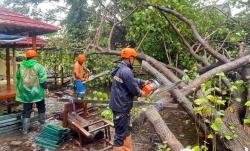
112 146 126 151
38 113 46 124
123 135 133 151
22 118 30 134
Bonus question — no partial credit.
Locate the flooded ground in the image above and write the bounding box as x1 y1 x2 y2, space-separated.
0 89 202 151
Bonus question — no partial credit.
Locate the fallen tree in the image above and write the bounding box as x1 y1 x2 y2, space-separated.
86 3 250 150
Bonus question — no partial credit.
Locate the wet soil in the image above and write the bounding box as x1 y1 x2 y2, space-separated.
0 89 202 151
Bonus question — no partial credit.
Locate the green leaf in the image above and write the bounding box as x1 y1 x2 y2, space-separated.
192 145 201 151
207 134 214 139
205 88 214 96
216 72 225 77
211 123 221 131
203 106 212 114
224 134 233 140
194 98 208 105
201 83 206 93
215 118 223 124
243 118 250 124
230 85 238 92
217 110 225 116
214 87 221 92
204 119 211 124
245 101 250 107
215 99 225 105
206 95 216 102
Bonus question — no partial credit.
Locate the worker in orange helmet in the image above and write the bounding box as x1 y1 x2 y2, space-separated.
109 48 147 151
16 50 49 134
73 54 90 100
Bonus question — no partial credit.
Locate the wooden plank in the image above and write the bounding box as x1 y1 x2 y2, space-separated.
82 120 103 127
71 121 91 138
68 113 90 128
88 124 110 133
0 85 16 100
102 119 114 127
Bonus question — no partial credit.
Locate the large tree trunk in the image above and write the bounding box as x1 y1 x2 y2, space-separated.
142 60 250 150
90 47 250 150
182 54 250 95
241 64 250 134
223 100 250 149
141 61 209 133
144 106 184 150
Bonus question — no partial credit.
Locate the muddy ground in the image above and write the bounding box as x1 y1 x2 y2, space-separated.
0 90 201 151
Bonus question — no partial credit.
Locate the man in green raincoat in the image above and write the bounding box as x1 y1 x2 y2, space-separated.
16 49 49 134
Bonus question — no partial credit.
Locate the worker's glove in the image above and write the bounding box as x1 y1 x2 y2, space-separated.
140 89 147 97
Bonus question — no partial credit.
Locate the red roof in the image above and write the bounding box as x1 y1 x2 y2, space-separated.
0 8 60 35
0 37 48 48
16 37 48 47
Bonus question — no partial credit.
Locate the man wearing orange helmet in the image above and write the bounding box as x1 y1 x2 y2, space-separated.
73 54 90 100
109 48 146 151
16 50 49 134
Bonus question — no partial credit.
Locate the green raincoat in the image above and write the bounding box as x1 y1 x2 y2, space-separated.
16 59 48 103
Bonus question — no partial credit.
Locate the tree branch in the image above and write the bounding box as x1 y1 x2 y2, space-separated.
153 4 230 63
160 12 209 66
108 7 137 50
182 54 250 95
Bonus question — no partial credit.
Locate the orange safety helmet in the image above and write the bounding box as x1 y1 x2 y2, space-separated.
120 48 138 59
78 54 87 63
26 50 38 58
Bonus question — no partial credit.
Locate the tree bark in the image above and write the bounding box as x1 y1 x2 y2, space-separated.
144 106 184 151
223 100 250 149
141 61 209 133
182 54 250 95
142 61 250 150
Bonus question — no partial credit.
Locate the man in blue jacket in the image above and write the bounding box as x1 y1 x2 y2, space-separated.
109 48 146 151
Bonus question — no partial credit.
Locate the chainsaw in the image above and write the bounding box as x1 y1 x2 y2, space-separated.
142 79 182 97
82 70 110 84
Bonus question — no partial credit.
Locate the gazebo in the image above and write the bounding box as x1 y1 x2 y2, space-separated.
0 7 59 112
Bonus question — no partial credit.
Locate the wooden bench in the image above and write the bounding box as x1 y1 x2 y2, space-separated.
0 85 17 113
63 102 113 150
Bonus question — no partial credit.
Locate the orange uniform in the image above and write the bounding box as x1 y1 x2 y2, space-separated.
74 62 84 80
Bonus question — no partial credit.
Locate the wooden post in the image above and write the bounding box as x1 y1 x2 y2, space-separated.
32 35 37 51
6 47 11 90
12 47 16 84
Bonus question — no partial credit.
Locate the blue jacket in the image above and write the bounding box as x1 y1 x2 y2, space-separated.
109 62 144 113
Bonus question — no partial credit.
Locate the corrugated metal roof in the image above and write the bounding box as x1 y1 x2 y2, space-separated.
0 8 60 35
16 37 48 46
0 36 48 48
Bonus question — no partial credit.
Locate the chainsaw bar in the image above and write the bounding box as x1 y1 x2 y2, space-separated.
82 70 110 84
